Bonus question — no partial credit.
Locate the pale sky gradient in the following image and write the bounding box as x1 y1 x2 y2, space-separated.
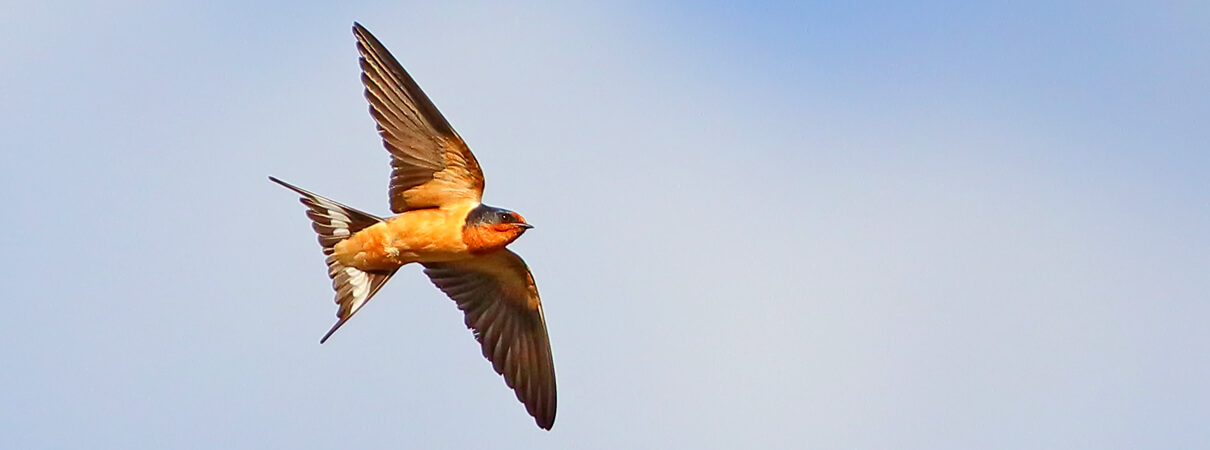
2 1 1208 448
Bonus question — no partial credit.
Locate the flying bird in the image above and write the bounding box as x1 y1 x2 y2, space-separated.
270 22 556 430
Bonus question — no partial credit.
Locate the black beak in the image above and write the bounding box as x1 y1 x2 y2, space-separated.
518 223 534 229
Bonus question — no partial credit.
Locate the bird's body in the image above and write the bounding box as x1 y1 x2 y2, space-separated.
270 22 556 430
335 200 474 268
329 200 532 268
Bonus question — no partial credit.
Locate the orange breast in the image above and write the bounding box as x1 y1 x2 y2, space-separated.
333 201 479 270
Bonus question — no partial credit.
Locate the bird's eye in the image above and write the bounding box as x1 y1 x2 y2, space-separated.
498 212 513 223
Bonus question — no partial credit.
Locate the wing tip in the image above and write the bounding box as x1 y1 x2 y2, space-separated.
534 388 557 430
537 414 555 430
352 22 375 45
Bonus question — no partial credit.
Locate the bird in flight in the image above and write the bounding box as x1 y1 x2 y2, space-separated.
270 22 556 430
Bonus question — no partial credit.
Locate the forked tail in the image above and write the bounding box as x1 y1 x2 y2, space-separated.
269 176 398 343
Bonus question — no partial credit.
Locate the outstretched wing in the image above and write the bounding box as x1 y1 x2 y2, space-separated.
354 22 485 213
422 250 557 430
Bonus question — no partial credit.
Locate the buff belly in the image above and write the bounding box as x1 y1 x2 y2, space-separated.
332 203 477 270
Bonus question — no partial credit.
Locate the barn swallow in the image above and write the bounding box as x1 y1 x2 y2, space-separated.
269 23 555 430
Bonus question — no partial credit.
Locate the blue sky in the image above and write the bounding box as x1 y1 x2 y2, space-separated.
2 1 1207 448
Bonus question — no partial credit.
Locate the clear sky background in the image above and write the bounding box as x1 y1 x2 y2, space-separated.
2 1 1207 448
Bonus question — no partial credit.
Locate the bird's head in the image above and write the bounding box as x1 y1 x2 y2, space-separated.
463 204 533 253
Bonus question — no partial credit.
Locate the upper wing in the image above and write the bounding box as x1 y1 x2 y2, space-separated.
422 250 557 430
353 23 485 213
